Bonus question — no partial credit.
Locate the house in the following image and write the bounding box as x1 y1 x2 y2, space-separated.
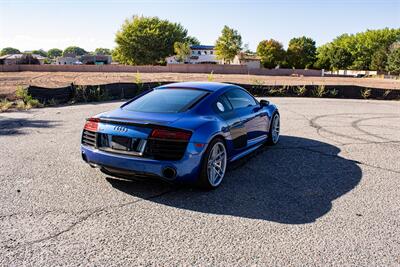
80 55 112 65
56 54 112 65
0 54 46 65
232 52 261 69
166 45 220 64
56 56 82 65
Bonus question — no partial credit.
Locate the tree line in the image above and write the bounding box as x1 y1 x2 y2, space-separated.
1 16 399 73
0 47 112 59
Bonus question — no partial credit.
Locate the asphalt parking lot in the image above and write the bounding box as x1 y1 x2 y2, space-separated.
1 97 399 265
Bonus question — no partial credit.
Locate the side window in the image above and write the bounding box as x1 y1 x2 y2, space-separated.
225 89 257 109
214 95 233 114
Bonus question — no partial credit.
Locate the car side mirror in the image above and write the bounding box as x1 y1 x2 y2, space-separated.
259 99 269 107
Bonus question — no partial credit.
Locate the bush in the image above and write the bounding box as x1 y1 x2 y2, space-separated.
16 100 27 110
15 86 43 109
361 88 371 99
0 99 12 112
73 85 110 103
294 85 307 96
313 85 327 97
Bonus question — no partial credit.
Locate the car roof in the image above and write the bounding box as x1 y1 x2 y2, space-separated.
157 82 234 92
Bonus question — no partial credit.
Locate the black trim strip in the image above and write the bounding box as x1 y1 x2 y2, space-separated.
98 118 192 134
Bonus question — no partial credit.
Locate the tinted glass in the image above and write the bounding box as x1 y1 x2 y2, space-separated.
225 89 257 109
215 95 233 113
123 89 207 113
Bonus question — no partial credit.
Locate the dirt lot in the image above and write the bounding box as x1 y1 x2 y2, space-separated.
1 71 399 98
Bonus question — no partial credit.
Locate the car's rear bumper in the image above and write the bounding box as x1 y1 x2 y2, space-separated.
81 143 206 182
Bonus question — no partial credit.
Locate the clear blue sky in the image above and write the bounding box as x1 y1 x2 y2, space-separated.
1 0 399 52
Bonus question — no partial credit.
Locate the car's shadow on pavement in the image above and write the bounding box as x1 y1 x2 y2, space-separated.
106 135 362 224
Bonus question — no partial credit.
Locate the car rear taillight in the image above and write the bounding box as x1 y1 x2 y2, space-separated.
150 128 192 141
84 117 100 132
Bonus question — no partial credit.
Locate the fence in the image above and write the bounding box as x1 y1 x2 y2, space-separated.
26 82 400 104
0 64 323 76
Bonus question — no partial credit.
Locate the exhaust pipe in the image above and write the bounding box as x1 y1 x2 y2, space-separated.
162 167 177 180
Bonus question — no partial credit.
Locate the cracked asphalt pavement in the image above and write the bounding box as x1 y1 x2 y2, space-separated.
1 98 399 266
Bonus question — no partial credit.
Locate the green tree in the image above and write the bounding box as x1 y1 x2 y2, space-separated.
370 48 388 71
185 36 200 46
286 36 317 69
63 46 87 56
329 45 353 70
316 28 400 70
256 39 285 68
387 47 400 74
215 25 242 63
314 44 331 70
174 42 191 62
94 48 112 55
47 48 62 59
31 49 47 57
0 47 20 56
114 16 195 65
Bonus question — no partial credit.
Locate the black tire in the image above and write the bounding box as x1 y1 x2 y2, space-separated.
198 137 227 190
267 112 280 146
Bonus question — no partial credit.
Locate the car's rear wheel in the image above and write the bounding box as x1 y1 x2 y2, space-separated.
267 113 280 145
198 138 227 190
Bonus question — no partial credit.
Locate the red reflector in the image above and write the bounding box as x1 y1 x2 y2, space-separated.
150 129 192 141
84 117 99 132
195 143 205 148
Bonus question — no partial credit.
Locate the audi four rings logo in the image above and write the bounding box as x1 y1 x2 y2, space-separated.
114 126 128 132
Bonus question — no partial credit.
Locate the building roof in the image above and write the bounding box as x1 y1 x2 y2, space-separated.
0 54 46 60
190 45 215 50
157 82 233 92
237 52 260 61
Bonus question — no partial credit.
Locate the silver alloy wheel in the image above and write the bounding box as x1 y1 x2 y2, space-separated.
207 141 227 187
271 114 280 144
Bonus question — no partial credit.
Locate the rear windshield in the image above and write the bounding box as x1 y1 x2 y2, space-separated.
123 89 207 113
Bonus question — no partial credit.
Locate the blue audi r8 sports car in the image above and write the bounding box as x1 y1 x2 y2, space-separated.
81 82 279 189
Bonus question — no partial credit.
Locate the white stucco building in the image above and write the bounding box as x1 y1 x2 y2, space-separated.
232 52 261 69
166 45 220 64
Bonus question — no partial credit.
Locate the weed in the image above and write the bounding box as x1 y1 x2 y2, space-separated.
27 98 42 108
251 79 266 95
330 89 339 97
277 85 288 96
47 98 60 106
135 71 144 92
313 85 327 97
15 86 43 109
0 99 13 112
134 71 142 84
361 88 371 99
268 86 280 95
16 86 33 103
382 90 391 98
75 85 89 102
294 85 307 96
16 100 27 110
207 71 214 82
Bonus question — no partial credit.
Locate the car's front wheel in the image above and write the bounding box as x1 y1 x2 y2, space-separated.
267 113 280 145
198 138 227 190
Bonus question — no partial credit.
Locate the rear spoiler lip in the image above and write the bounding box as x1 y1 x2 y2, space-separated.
97 118 192 133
